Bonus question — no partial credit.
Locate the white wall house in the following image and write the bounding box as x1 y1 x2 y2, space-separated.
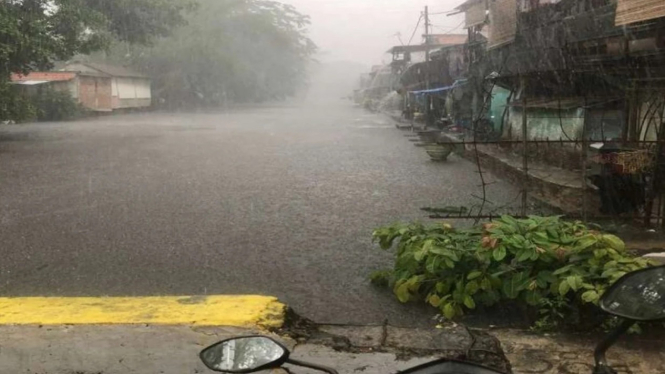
62 62 152 110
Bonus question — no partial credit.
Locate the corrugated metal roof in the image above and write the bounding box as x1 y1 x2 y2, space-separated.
508 97 621 109
616 0 665 26
11 72 76 82
65 62 148 78
488 0 517 49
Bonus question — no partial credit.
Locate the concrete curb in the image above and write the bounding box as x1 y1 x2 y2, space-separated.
0 295 285 329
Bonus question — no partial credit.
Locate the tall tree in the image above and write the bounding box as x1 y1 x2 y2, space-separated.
97 0 317 106
0 0 193 120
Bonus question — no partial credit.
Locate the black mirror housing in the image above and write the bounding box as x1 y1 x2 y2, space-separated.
599 265 665 322
200 336 290 373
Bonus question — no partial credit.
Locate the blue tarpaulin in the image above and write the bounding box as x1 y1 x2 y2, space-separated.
409 79 467 95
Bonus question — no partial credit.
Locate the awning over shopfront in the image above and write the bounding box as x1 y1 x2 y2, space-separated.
615 0 665 26
409 79 468 95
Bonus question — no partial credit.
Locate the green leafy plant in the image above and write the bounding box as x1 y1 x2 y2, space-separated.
372 216 654 330
31 88 84 121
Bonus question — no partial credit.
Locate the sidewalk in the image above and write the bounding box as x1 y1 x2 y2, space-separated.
0 323 498 374
0 291 662 373
2 321 663 373
494 328 665 374
434 131 596 214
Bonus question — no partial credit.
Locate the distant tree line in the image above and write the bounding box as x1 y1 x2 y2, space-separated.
0 0 316 121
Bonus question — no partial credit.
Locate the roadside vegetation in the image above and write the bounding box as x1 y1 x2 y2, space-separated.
371 216 654 331
0 0 316 122
88 0 316 107
0 0 193 122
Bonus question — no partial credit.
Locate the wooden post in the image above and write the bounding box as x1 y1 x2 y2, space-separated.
582 95 588 223
424 6 431 128
521 78 528 216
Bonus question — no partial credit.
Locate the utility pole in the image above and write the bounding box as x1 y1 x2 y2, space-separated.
424 5 431 127
424 5 430 90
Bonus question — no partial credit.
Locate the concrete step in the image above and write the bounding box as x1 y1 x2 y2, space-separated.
644 252 665 265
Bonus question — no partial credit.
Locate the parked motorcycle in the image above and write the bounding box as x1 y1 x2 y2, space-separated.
200 266 665 374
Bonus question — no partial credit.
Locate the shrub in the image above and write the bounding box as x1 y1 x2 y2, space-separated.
371 216 653 330
0 84 37 123
31 88 83 121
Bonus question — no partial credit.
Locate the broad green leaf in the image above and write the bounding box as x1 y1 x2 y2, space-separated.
581 290 599 304
566 275 583 291
502 281 519 299
442 303 456 319
500 215 520 229
436 282 450 294
601 269 616 278
604 260 618 269
582 283 595 290
467 271 483 280
532 231 549 242
550 282 559 294
465 280 480 295
560 235 575 244
489 275 503 288
573 238 598 251
502 273 528 299
559 280 571 296
553 265 573 275
428 294 442 307
546 228 560 240
602 235 625 252
493 246 507 261
525 290 542 306
463 295 476 309
517 248 534 262
537 270 557 284
593 249 608 259
425 257 440 274
406 275 422 291
395 282 410 303
480 277 492 291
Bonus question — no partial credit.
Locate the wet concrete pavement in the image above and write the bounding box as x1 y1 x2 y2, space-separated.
0 100 522 326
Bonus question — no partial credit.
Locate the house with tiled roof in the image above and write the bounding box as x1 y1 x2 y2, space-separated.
62 62 151 110
11 62 151 112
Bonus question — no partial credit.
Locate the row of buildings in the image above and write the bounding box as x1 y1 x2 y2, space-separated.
11 62 152 112
357 0 665 223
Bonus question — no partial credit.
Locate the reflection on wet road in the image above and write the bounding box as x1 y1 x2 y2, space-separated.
0 100 521 326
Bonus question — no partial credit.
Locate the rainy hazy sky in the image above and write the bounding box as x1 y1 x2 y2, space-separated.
283 0 465 66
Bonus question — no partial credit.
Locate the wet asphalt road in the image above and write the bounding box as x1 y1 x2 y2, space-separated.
0 100 522 326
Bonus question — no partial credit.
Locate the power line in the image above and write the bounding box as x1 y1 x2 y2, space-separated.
428 10 456 16
407 14 423 45
430 20 465 34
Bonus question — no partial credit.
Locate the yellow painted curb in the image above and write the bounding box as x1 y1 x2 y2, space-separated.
0 295 285 329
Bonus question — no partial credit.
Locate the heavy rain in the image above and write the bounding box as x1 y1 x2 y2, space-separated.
1 1 665 373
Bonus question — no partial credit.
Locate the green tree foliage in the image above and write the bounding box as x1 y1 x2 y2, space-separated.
97 0 317 106
0 0 192 121
371 216 655 330
32 88 83 121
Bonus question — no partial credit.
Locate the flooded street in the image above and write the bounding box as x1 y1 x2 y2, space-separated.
0 100 521 326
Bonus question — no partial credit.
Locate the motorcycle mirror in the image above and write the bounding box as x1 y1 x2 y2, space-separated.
200 336 289 373
600 265 665 321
